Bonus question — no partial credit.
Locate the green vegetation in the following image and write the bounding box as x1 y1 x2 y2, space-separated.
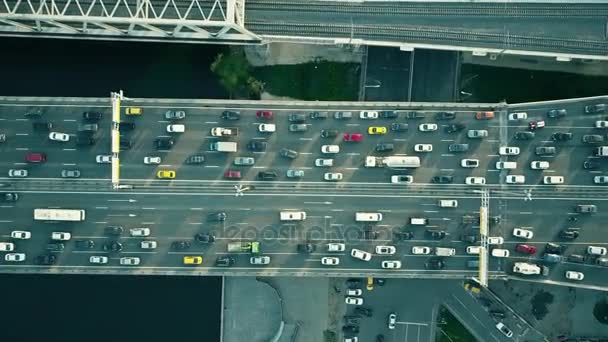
436 306 477 342
210 48 263 99
593 298 608 325
323 330 337 342
530 290 554 321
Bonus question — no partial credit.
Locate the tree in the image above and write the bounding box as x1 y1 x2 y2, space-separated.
210 48 258 99
593 298 608 324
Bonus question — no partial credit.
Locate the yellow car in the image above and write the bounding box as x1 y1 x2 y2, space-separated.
366 276 374 291
368 126 387 135
183 256 203 265
125 107 143 115
156 170 176 179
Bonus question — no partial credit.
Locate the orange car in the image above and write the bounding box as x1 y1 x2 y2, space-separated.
475 111 495 120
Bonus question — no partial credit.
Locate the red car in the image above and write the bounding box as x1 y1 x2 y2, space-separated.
256 110 273 120
25 152 47 163
515 244 537 254
343 133 363 142
224 170 241 179
528 120 545 131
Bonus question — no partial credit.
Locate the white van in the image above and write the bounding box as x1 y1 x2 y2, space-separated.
280 211 307 221
355 212 383 222
435 247 456 257
166 124 185 133
439 200 458 208
410 217 428 225
496 161 517 170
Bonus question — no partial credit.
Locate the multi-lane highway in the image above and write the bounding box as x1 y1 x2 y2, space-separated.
1 96 607 289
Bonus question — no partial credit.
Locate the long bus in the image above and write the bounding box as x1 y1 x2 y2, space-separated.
34 209 86 222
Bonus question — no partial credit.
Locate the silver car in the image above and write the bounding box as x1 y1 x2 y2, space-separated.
234 157 255 166
61 169 81 178
286 169 304 178
250 256 271 265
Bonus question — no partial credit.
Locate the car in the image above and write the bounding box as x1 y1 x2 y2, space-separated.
51 232 71 241
343 133 363 142
155 137 174 150
530 161 549 169
195 233 216 244
467 130 488 138
104 226 123 236
256 110 273 120
320 129 338 138
515 244 537 254
120 257 141 266
247 141 267 151
35 254 56 265
465 177 486 185
375 143 394 152
297 243 316 253
461 159 479 168
4 253 24 263
321 257 340 265
11 230 31 240
513 228 534 239
286 169 304 178
391 175 413 184
215 256 235 267
547 109 567 118
419 123 438 132
288 124 308 132
432 175 453 184
289 113 306 122
596 258 608 267
436 111 455 120
324 172 343 181
49 132 70 142
543 176 564 184
345 297 364 305
514 131 535 140
75 240 95 249
130 228 150 237
584 104 606 114
0 242 15 251
528 120 545 131
354 307 373 317
156 170 176 179
461 234 478 243
552 132 573 141
388 313 397 329
61 169 81 178
90 256 108 264
505 175 525 184
594 176 608 184
576 204 597 213
445 123 465 133
310 111 329 119
78 123 98 133
487 236 504 245
327 243 346 252
258 123 276 133
496 322 513 338
475 111 495 120
140 240 158 249
280 148 299 159
499 146 520 155
45 243 64 252
491 249 510 258
544 243 565 255
144 156 162 165
426 230 446 240
119 139 132 150
321 145 339 154
342 326 360 335
83 111 102 121
164 110 185 120
224 170 241 179
0 193 18 202
466 246 481 255
25 152 47 164
166 124 185 133
414 144 432 152
33 122 52 131
351 249 372 261
375 245 396 255
559 229 580 240
509 112 527 120
582 134 604 144
118 122 135 131
565 271 584 281
584 160 600 169
334 111 353 119
257 171 277 180
381 260 402 269
344 315 362 327
391 123 409 132
207 212 227 222
221 110 240 120
8 169 28 178
379 110 398 119
425 258 445 270
315 158 333 167
172 241 192 250
368 126 387 135
587 246 607 255
234 157 255 166
596 121 608 128
412 246 431 255
535 146 556 156
102 241 123 252
448 144 469 152
568 254 586 264
360 111 378 119
250 256 271 265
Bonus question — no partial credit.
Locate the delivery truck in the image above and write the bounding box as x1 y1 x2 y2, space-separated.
210 141 237 152
365 156 420 168
227 241 260 254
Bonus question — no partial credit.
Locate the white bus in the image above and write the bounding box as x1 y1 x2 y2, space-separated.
34 209 86 222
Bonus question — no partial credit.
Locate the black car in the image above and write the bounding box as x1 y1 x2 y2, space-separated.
342 325 359 334
445 123 465 133
344 316 361 325
514 131 535 140
155 137 175 150
83 111 102 121
552 132 572 141
247 141 267 151
280 148 298 159
289 113 306 123
375 278 386 286
46 243 65 252
297 243 316 253
448 143 469 152
76 135 95 146
33 121 52 131
376 335 385 342
104 226 124 236
426 230 446 240
207 212 227 222
375 143 394 152
25 109 44 119
1 193 18 202
545 242 565 254
119 122 135 131
436 111 456 120
461 234 478 243
354 307 373 317
390 123 408 132
393 231 414 241
288 124 308 132
309 111 328 119
35 254 56 265
547 109 567 118
567 254 585 263
432 175 453 184
221 110 240 121
215 256 235 267
559 229 580 240
535 146 556 156
360 230 378 240
405 111 424 119
103 241 123 252
489 310 506 319
320 129 338 138
584 160 600 169
75 239 95 249
380 110 398 119
119 140 132 150
583 134 604 144
257 171 277 180
425 258 445 270
185 155 205 164
346 278 362 287
195 233 216 243
171 240 192 250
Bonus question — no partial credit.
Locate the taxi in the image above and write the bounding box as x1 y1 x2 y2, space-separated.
156 170 176 179
367 126 387 135
125 107 143 115
183 256 203 265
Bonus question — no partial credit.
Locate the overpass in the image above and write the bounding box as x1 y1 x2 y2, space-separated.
0 0 607 60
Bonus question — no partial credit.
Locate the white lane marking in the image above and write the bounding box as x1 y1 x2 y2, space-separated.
0 220 13 223
253 152 265 154
488 154 499 157
205 121 218 124
487 139 499 143
15 133 28 136
519 212 533 214
190 208 204 210
63 119 77 122
93 221 108 224
62 163 76 166
159 164 172 167
141 222 155 225
394 139 407 141
300 167 312 170
204 165 220 168
345 167 358 170
13 162 27 165
142 207 156 210
440 169 454 172
63 148 76 151
94 207 108 209
378 209 392 212
331 209 344 212
0 205 13 208
346 124 360 126
300 138 313 141
488 169 499 172
252 166 266 169
424 210 439 213
545 170 556 173
251 137 266 140
15 148 29 151
441 154 454 157
158 120 169 123
188 222 203 225
236 223 249 225
15 118 27 121
237 208 251 211
440 139 455 142
347 153 360 156
300 152 313 155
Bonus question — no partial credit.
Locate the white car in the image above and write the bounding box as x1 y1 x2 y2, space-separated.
467 130 488 138
487 237 504 245
595 121 608 128
491 249 510 258
347 289 362 296
359 111 378 119
321 257 340 265
513 228 534 239
130 228 150 237
499 146 520 156
0 242 15 251
508 112 527 120
465 177 486 185
595 176 608 184
351 248 372 261
90 255 109 264
8 169 28 177
324 172 343 181
51 232 71 241
461 159 479 168
321 145 340 154
120 257 141 266
345 297 364 305
506 175 525 184
258 123 276 132
543 176 564 184
144 156 162 165
388 313 397 330
166 124 185 133
496 322 513 338
587 246 607 256
375 245 396 255
345 337 359 342
565 271 584 281
327 243 345 252
391 175 413 184
315 158 333 167
250 256 271 265
140 240 158 249
11 230 31 239
5 253 25 262
381 260 402 269
530 161 550 170
96 154 112 163
414 144 433 152
466 246 481 255
418 123 438 132
412 246 431 255
49 132 70 142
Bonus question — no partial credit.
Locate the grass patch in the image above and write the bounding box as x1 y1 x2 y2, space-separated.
436 306 477 342
253 61 360 101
